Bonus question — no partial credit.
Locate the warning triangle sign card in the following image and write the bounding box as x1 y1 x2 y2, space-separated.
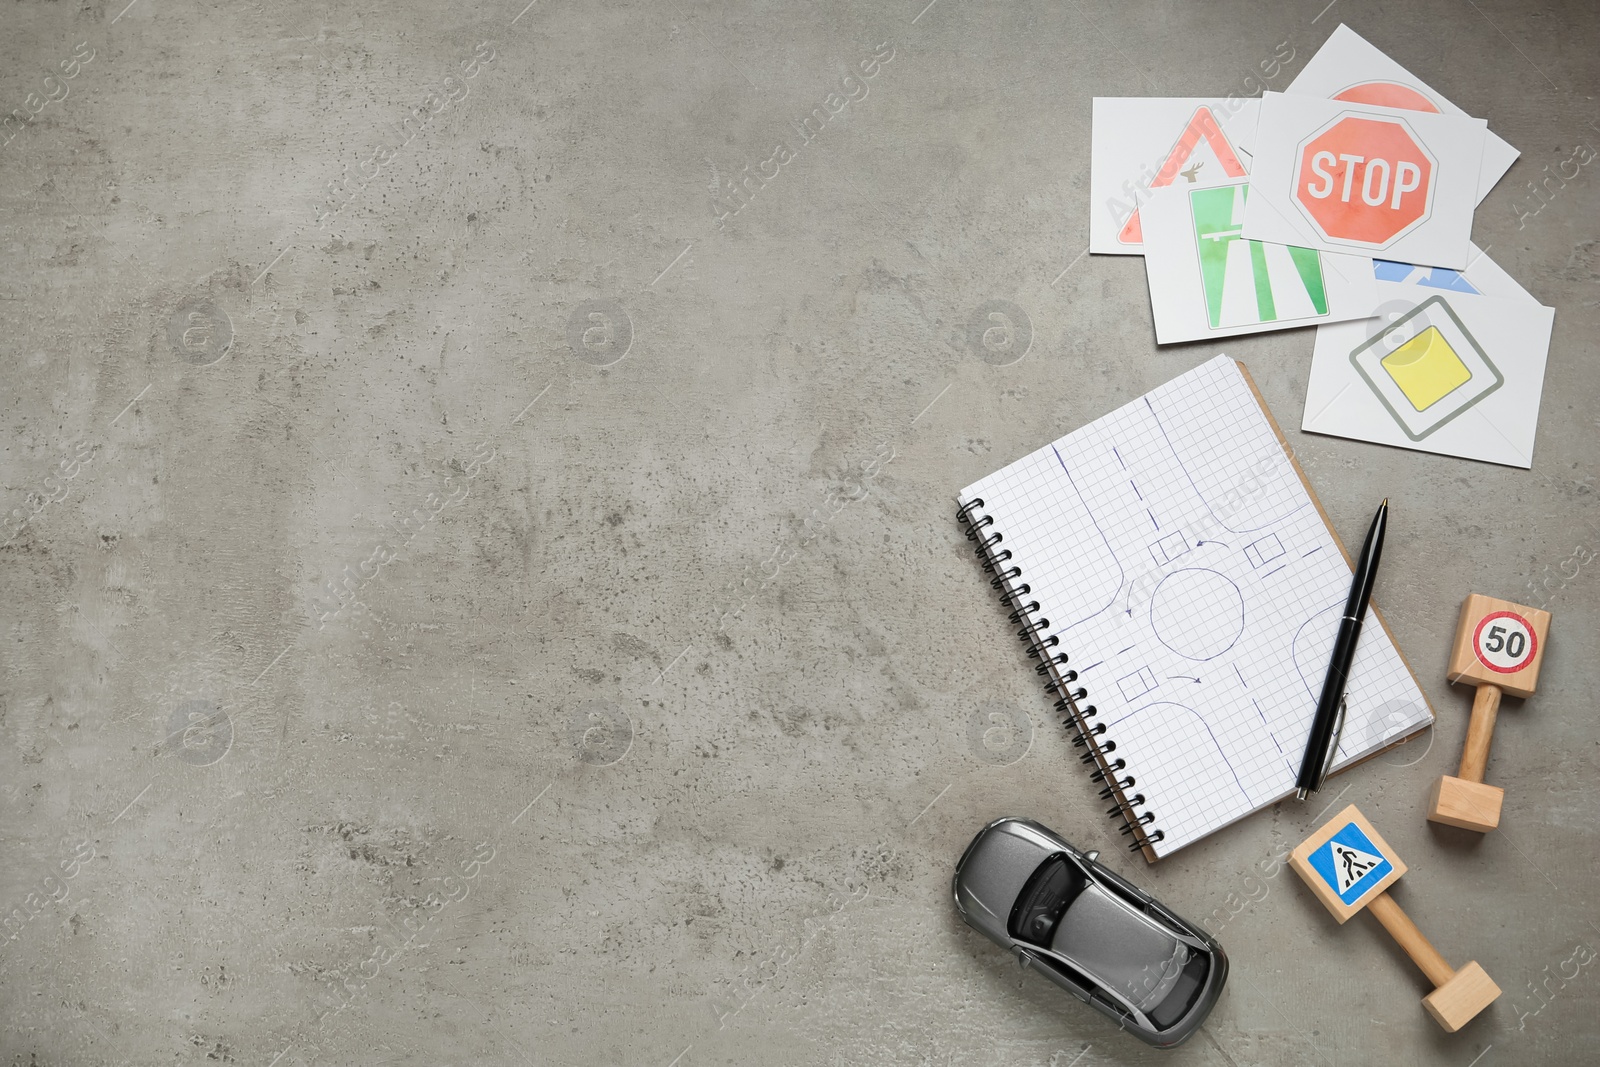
1090 98 1262 255
1139 179 1378 344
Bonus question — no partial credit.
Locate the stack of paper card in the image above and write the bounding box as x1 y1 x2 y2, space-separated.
1090 25 1556 469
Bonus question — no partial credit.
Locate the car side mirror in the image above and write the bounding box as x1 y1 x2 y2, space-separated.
1084 850 1099 863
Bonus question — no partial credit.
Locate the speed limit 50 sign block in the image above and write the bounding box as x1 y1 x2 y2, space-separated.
1428 594 1552 832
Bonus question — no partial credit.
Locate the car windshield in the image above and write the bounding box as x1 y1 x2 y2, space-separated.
1007 854 1087 947
1146 950 1211 1030
1051 884 1189 1014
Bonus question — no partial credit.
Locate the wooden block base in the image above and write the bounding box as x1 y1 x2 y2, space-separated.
1423 961 1501 1032
1428 776 1504 833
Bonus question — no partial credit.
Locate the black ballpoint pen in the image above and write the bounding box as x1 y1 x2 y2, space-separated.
1295 499 1388 800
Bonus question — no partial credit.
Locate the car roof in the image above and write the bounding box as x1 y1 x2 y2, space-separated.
1051 883 1185 1009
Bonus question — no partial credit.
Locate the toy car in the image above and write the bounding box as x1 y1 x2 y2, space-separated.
953 817 1228 1047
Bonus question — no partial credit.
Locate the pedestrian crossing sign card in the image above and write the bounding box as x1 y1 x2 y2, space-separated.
1290 805 1407 923
1140 180 1378 344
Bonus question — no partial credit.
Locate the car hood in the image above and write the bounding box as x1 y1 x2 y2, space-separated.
953 821 1055 942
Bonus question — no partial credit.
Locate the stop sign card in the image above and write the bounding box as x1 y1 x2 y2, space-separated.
1240 92 1487 269
1286 24 1519 205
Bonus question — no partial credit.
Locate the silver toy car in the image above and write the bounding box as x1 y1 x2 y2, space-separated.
953 817 1227 1047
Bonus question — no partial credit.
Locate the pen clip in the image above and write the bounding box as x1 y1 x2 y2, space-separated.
1317 695 1348 791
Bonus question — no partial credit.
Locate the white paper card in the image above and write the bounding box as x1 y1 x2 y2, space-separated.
1373 242 1535 305
1287 24 1518 204
1303 253 1553 467
1141 180 1377 345
1090 98 1261 255
1240 92 1486 269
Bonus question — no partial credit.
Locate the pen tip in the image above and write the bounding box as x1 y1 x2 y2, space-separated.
1380 498 1388 508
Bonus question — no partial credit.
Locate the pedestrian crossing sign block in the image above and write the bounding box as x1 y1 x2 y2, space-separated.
1289 805 1408 923
1309 824 1393 903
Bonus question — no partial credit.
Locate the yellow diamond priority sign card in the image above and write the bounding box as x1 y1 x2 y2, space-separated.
1303 256 1554 468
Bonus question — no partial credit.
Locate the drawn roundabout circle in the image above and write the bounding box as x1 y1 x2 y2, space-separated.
1150 568 1245 661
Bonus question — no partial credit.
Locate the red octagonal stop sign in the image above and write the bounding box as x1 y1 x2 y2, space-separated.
1293 114 1436 249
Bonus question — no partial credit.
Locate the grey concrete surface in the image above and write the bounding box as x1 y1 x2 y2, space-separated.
2 0 1596 1064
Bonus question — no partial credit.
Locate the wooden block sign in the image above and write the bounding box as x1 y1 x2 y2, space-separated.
1290 805 1406 924
1431 593 1553 831
1446 593 1551 699
1291 804 1500 1031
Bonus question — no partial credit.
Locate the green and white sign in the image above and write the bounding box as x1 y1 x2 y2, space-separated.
1190 185 1328 329
1140 178 1376 345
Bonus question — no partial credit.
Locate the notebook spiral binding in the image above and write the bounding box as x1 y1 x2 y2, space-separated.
958 498 1164 853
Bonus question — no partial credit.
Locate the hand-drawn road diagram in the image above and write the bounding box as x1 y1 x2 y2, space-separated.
1244 532 1286 569
959 357 1431 855
1149 530 1192 567
1117 666 1160 703
1151 568 1245 661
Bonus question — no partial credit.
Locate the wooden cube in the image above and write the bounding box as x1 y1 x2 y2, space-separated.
1427 775 1504 832
1446 594 1551 699
1422 961 1501 1032
1289 805 1407 924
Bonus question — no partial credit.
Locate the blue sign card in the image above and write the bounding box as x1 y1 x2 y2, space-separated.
1307 821 1395 906
1372 259 1480 294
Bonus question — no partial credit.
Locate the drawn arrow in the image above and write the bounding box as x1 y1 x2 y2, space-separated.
1168 675 1201 684
1197 540 1228 548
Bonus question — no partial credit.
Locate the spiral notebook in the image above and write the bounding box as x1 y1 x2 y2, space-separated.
958 356 1433 861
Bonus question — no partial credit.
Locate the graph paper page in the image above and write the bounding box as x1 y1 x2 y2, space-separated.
960 356 1431 858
